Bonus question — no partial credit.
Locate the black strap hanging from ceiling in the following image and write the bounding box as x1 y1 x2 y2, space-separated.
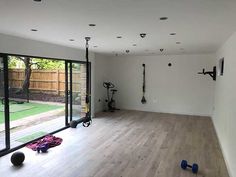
83 37 92 127
141 64 147 104
69 37 92 128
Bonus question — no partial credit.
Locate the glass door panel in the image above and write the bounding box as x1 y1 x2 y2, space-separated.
66 62 87 123
0 57 6 151
71 63 86 120
7 56 66 148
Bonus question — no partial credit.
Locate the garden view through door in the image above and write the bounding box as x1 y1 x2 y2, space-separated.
67 62 87 122
7 56 66 147
0 54 88 155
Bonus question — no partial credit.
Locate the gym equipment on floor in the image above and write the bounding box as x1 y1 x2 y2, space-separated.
198 66 216 81
37 143 49 153
180 160 199 174
11 151 25 166
26 135 62 151
70 37 92 128
103 82 119 112
141 63 147 104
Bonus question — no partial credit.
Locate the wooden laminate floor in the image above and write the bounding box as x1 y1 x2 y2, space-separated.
0 110 229 177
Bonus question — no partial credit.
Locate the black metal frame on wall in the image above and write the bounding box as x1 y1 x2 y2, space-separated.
0 52 91 157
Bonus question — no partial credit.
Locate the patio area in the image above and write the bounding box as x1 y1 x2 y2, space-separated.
0 100 66 148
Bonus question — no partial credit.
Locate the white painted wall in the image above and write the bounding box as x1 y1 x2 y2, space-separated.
108 54 215 116
213 31 236 177
0 33 96 117
94 54 111 113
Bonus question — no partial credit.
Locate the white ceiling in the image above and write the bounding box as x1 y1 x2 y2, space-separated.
0 0 236 56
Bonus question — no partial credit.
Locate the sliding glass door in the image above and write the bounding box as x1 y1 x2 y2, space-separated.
7 56 66 148
0 52 91 156
66 61 89 123
0 57 6 151
0 56 9 153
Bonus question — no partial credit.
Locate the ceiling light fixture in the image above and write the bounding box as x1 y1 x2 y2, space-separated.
140 33 146 38
69 39 75 41
117 36 122 38
33 0 42 2
160 17 168 21
170 33 176 35
176 42 181 44
31 29 38 32
89 24 96 27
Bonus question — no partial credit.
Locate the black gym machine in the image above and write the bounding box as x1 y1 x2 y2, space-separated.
103 82 119 112
70 37 92 128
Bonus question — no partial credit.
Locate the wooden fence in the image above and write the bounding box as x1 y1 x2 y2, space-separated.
8 68 86 96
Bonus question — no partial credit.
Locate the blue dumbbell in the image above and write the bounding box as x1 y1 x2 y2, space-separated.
37 143 49 153
181 160 199 174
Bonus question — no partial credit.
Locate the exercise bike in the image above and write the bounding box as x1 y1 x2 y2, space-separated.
103 82 119 112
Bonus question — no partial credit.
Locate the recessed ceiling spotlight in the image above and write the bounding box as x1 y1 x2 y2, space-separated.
89 24 96 27
69 39 75 41
140 33 147 38
31 29 38 32
117 36 122 38
170 33 176 36
160 17 168 21
176 42 181 44
33 0 42 2
133 44 137 46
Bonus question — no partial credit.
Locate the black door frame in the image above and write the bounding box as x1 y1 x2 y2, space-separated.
0 54 10 154
0 52 91 157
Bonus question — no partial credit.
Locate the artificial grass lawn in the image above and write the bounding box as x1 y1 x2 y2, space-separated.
0 104 34 113
0 102 63 124
16 131 48 143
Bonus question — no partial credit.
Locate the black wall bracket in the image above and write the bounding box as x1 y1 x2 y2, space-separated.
198 66 216 81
